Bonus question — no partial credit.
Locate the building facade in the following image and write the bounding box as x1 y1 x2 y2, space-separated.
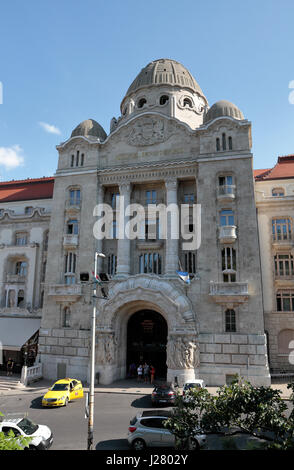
255 156 294 374
35 59 270 386
0 178 53 370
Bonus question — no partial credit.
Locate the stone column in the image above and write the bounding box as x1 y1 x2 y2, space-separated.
165 178 179 276
116 182 131 277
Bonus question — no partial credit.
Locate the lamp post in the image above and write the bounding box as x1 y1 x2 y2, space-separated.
87 251 105 451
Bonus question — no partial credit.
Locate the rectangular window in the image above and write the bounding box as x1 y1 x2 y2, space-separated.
146 190 157 205
225 309 236 332
69 189 81 206
272 218 292 241
222 247 236 282
184 252 196 274
220 210 235 226
276 291 294 312
139 253 162 274
274 254 294 277
107 254 117 275
64 252 77 284
111 193 120 209
15 233 28 245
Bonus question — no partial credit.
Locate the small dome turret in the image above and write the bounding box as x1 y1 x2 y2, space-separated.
71 119 107 141
203 100 244 123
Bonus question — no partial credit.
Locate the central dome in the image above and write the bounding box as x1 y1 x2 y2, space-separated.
125 58 204 98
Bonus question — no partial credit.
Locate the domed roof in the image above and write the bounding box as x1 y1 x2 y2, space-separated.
124 58 205 99
203 100 244 123
71 119 107 141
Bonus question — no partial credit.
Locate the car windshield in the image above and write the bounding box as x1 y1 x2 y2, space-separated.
186 383 200 389
51 383 69 391
18 418 39 435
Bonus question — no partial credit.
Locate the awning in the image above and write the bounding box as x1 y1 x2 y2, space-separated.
0 318 41 351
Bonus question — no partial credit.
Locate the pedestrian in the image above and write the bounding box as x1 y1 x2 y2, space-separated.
6 357 14 377
143 363 150 383
137 364 143 382
150 365 155 384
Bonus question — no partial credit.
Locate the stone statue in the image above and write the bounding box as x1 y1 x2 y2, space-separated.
166 334 200 369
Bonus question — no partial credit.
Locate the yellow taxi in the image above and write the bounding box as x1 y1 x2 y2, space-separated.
42 378 84 407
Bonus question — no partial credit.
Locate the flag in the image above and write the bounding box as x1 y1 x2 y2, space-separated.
176 270 191 284
91 271 101 283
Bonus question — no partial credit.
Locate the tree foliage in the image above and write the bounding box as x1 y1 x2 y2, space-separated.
0 412 31 450
165 377 294 450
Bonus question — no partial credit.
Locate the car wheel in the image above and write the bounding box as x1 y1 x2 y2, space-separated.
132 438 146 451
188 437 200 451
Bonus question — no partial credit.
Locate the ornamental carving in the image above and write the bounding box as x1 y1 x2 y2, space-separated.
166 334 200 370
126 117 172 147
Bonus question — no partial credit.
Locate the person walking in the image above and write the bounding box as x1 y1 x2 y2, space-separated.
150 365 155 384
137 364 143 382
6 358 14 377
143 363 150 383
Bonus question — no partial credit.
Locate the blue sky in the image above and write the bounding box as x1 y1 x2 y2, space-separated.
0 0 293 181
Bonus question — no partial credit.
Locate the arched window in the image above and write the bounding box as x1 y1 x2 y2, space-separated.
216 138 220 151
71 155 74 167
183 97 193 108
160 95 169 105
272 188 285 197
228 136 233 150
225 309 236 332
80 153 84 166
222 133 226 151
137 98 146 108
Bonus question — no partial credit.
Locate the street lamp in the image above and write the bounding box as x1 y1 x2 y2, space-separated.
87 251 105 451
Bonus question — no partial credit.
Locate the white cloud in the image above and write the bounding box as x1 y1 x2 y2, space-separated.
0 145 24 169
39 121 61 135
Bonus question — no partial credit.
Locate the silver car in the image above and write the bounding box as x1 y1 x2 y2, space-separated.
128 410 206 451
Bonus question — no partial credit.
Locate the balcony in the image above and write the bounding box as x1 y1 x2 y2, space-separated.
219 225 237 244
6 274 26 284
217 185 236 202
209 281 249 304
48 284 82 301
63 234 79 247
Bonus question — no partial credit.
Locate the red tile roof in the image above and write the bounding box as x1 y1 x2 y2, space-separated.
0 177 54 203
254 155 294 181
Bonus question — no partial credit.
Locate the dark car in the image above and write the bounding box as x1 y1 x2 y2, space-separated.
151 384 176 406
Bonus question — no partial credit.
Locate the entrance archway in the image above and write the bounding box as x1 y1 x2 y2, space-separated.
127 310 167 379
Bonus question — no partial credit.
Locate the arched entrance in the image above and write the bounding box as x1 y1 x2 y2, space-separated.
127 310 168 379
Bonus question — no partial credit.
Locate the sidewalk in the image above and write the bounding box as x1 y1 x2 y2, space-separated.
0 376 293 400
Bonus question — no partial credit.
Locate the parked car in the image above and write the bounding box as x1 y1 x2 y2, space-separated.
182 380 205 402
0 415 53 450
128 410 206 451
42 378 84 407
151 384 176 406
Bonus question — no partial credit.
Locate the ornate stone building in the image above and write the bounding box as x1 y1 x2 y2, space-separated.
255 155 294 373
37 58 270 386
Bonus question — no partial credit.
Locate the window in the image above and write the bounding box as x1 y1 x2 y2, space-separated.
137 98 146 108
184 252 196 274
80 153 84 166
25 206 33 215
67 219 79 235
15 232 28 246
17 289 25 308
225 309 236 332
272 188 285 197
183 193 195 204
228 136 233 150
160 95 169 105
41 261 47 282
222 247 236 282
71 155 74 167
276 291 294 312
220 210 235 226
222 133 226 151
272 218 292 241
15 261 27 276
218 175 234 195
107 254 117 276
76 151 79 167
144 218 159 240
63 307 71 328
111 220 117 239
183 98 193 108
216 138 220 151
69 189 81 206
43 230 49 251
64 252 77 284
111 193 120 209
146 190 157 205
274 253 294 277
139 253 162 274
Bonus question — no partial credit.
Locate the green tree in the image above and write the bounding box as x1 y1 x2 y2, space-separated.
165 377 294 450
0 412 32 450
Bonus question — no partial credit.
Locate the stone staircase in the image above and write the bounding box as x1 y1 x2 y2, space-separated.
0 375 25 392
